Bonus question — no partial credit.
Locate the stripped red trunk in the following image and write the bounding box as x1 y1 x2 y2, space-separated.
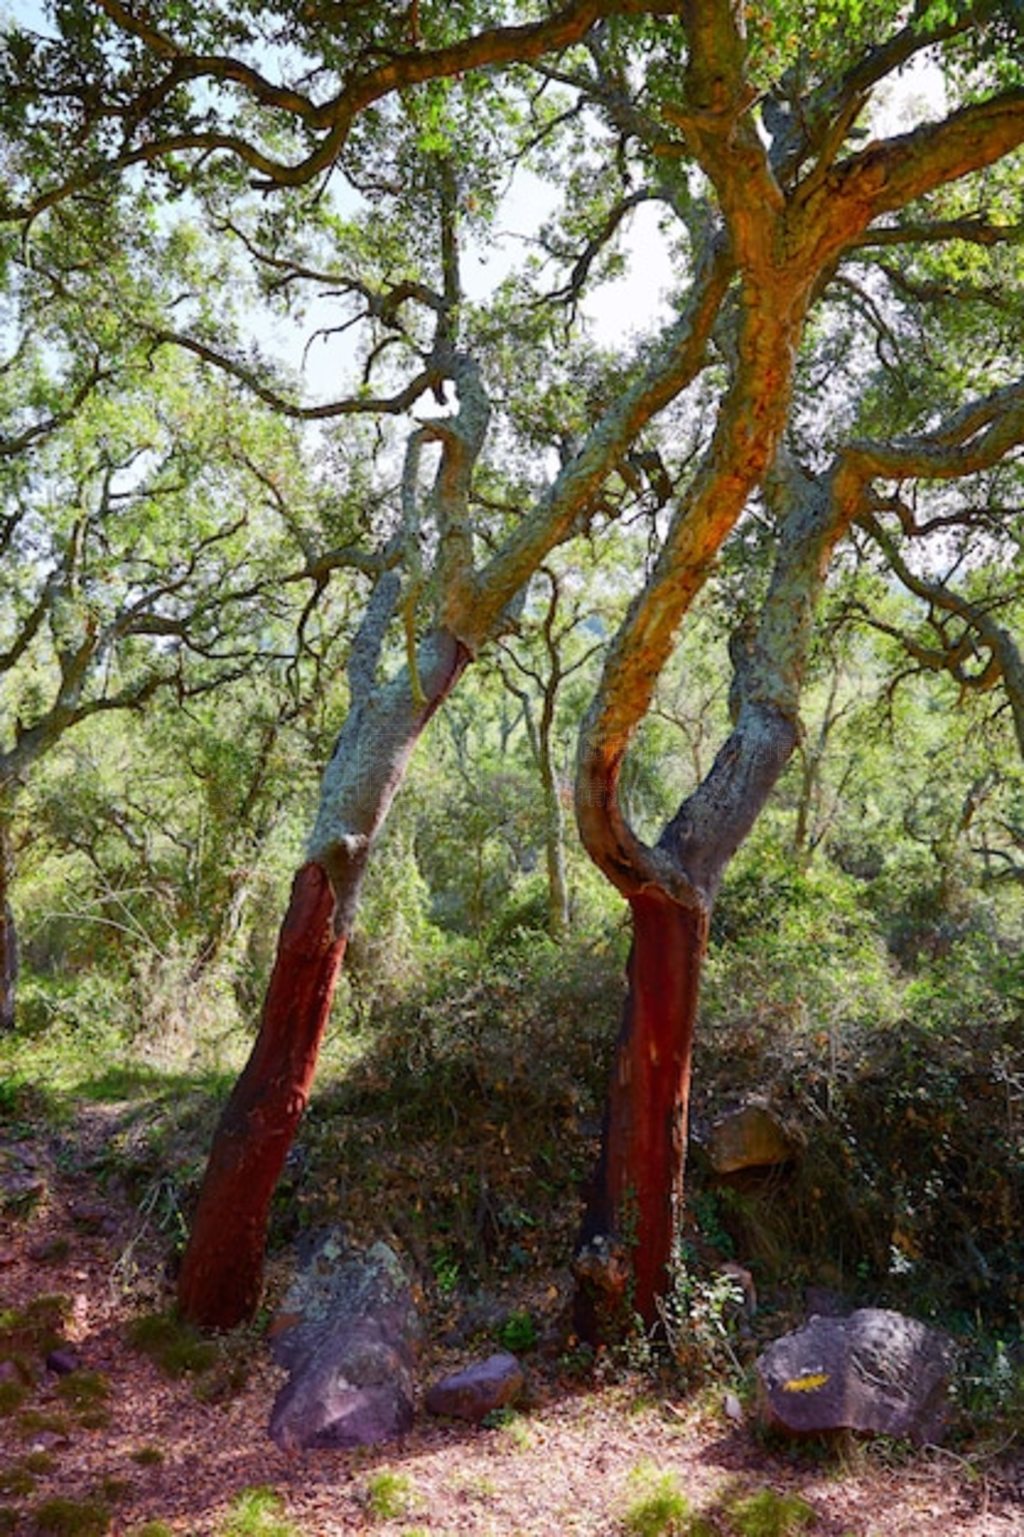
576 891 707 1335
177 861 346 1328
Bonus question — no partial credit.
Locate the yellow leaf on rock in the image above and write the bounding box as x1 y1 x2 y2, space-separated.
783 1372 830 1393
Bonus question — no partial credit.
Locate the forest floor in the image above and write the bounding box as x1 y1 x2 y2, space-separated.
2 1105 1023 1537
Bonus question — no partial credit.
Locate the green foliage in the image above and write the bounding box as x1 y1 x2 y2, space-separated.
659 1248 745 1387
496 1310 537 1354
217 1487 298 1537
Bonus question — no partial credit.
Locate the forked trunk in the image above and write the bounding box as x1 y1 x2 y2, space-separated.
177 861 347 1328
575 891 707 1338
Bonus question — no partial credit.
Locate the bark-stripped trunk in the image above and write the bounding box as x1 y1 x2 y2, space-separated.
176 861 347 1327
178 628 469 1328
0 815 17 1033
575 461 850 1341
576 893 706 1336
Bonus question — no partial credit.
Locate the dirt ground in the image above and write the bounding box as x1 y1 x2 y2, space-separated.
1 1115 1022 1537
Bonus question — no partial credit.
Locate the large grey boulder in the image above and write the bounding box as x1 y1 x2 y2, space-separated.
268 1232 418 1452
757 1307 955 1445
425 1353 525 1422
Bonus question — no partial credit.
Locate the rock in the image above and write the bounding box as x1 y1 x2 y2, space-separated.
757 1308 955 1445
0 1246 17 1267
803 1285 853 1319
0 1359 24 1386
70 1200 112 1232
28 1237 70 1264
268 1232 418 1452
0 1169 46 1213
708 1102 796 1174
46 1346 83 1376
425 1353 525 1422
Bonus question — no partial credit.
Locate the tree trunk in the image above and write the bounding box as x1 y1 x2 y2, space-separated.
177 628 470 1329
540 736 569 940
176 860 347 1328
0 816 17 1033
575 892 706 1337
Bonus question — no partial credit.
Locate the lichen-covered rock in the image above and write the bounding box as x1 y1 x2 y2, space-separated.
268 1232 418 1452
708 1103 796 1174
757 1308 954 1445
425 1354 524 1422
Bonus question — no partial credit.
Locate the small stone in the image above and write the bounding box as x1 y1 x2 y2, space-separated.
0 1359 23 1385
70 1201 109 1230
425 1353 525 1422
0 1246 17 1267
29 1237 71 1264
27 1431 71 1452
46 1346 83 1377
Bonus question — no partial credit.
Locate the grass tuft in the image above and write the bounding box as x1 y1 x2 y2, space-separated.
34 1496 112 1536
127 1312 217 1378
623 1464 691 1536
0 1462 36 1496
0 1382 28 1416
218 1486 298 1537
55 1371 111 1410
364 1470 415 1522
728 1488 816 1537
129 1447 165 1468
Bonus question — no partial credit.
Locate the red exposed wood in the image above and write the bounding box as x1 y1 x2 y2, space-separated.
586 891 707 1330
177 861 346 1328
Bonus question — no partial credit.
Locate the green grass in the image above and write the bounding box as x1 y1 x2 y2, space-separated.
623 1465 691 1536
126 1524 175 1537
129 1447 165 1468
23 1451 57 1475
0 1462 37 1496
217 1486 299 1537
55 1371 111 1410
727 1489 817 1537
34 1496 112 1536
0 1381 28 1416
15 1409 70 1438
127 1312 218 1378
0 1294 72 1357
364 1470 415 1521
